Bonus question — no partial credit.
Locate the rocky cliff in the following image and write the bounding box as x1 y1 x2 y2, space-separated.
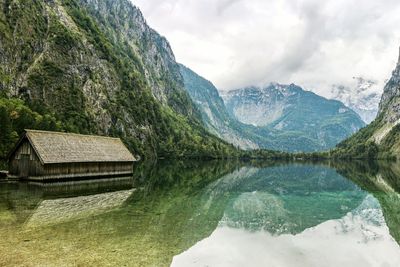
378 48 400 124
333 47 400 159
222 84 365 152
0 0 238 159
78 0 195 115
179 64 258 150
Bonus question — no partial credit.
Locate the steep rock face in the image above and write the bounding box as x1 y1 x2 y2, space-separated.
378 49 400 124
222 84 365 152
180 65 365 152
0 0 145 134
0 0 236 158
369 48 400 151
179 64 258 150
330 78 381 124
78 0 195 116
333 47 400 159
222 84 303 127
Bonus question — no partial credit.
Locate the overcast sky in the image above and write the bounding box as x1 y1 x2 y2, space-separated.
131 0 400 97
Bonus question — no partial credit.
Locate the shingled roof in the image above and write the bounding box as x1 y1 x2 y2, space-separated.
14 130 136 164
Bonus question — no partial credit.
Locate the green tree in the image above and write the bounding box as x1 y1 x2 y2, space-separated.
0 105 13 158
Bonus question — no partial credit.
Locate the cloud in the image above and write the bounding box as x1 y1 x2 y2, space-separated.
131 0 400 96
216 0 242 15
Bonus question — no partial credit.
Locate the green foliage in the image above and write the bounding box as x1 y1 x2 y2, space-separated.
57 0 242 159
27 58 96 134
2 0 48 74
48 16 79 52
380 124 400 159
295 112 400 160
0 97 61 159
63 0 124 63
181 65 365 153
28 60 63 89
327 114 395 159
332 141 379 159
0 105 14 158
0 0 233 161
3 0 368 162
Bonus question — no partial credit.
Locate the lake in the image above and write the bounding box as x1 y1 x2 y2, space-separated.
0 160 399 266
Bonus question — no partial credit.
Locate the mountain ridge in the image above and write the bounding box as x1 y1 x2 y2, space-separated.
222 83 365 152
179 64 258 150
332 47 400 159
179 64 365 152
0 0 240 159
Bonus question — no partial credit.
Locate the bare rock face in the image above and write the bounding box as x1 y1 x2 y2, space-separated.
0 0 227 158
78 0 195 116
180 63 365 152
334 47 400 158
379 47 400 124
221 83 365 152
180 64 258 150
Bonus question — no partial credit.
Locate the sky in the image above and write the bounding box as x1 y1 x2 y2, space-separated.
131 0 400 97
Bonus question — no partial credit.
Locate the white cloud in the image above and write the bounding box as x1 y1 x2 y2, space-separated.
131 0 400 96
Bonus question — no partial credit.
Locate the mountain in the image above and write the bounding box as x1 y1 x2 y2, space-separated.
179 64 258 149
0 0 240 159
179 65 365 152
330 77 382 124
222 84 365 152
334 48 400 159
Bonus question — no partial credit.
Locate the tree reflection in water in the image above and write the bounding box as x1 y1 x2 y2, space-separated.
0 160 399 266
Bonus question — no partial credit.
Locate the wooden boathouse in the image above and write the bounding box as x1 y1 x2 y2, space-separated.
8 130 136 181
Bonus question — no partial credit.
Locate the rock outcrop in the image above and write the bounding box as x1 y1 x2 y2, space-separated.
0 0 237 158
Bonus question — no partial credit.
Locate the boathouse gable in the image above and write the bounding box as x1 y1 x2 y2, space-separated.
9 137 44 177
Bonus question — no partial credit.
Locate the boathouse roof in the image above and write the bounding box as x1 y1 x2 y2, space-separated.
10 130 136 164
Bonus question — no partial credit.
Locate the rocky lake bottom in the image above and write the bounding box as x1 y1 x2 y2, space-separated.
0 160 399 266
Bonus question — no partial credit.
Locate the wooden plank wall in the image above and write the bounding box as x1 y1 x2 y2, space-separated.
42 162 133 177
9 139 134 179
9 140 44 177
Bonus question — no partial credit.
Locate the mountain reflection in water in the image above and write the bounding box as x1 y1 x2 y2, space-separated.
0 160 399 266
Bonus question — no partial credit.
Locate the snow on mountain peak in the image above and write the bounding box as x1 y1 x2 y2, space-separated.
329 77 383 124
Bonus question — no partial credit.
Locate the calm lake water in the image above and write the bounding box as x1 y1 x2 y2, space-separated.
0 160 400 266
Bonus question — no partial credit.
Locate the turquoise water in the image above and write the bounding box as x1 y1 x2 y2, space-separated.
0 160 399 266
